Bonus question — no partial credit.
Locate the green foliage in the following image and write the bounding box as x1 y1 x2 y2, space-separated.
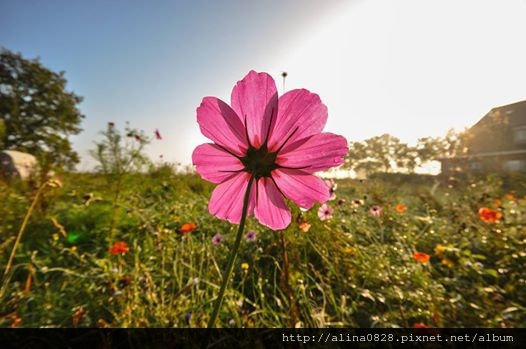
0 48 84 170
88 122 152 251
416 129 469 162
0 170 525 328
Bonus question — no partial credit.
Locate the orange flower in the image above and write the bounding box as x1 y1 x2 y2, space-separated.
441 258 454 268
180 223 198 234
505 193 515 201
412 252 430 263
72 306 86 327
5 312 22 328
110 241 129 255
478 207 502 224
299 222 311 233
413 322 430 328
296 216 312 232
395 203 407 213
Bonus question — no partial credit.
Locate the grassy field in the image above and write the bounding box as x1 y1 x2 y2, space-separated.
0 167 525 328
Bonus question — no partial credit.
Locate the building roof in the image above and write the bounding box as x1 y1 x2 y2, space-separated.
471 100 526 129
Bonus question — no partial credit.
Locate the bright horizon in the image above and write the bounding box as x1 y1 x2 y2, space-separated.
1 0 526 170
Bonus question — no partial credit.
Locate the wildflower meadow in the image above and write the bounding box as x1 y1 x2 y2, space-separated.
1 71 526 334
1 167 525 330
9 154 526 330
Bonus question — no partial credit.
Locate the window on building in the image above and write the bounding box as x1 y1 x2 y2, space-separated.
513 127 526 144
469 161 482 171
503 159 526 172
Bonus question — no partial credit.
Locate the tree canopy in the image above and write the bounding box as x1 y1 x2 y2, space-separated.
345 130 468 176
346 134 417 175
0 48 84 170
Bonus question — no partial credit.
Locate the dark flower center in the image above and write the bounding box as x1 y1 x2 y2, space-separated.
241 145 278 178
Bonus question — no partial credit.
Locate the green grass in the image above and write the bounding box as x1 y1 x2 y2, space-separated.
0 168 525 328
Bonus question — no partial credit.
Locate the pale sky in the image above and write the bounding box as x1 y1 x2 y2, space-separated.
1 0 525 170
265 0 526 145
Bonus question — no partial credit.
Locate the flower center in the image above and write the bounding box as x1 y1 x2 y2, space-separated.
241 145 278 178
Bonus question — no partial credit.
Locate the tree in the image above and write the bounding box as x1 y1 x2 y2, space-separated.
0 48 84 170
346 134 418 176
345 130 471 176
416 129 469 162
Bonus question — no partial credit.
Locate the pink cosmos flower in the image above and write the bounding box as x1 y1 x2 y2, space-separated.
318 203 334 221
244 231 257 242
369 205 382 218
192 71 348 230
212 233 224 245
324 179 337 200
154 128 162 140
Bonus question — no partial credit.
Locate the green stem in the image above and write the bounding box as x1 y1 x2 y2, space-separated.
108 175 123 249
202 175 254 346
1 181 49 297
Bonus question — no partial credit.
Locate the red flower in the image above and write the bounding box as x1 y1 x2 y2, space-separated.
155 128 162 140
110 241 129 255
180 223 198 234
478 207 502 224
412 252 430 263
413 322 431 328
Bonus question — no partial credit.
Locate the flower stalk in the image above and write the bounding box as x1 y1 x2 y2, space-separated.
279 230 299 327
1 180 61 298
202 175 255 346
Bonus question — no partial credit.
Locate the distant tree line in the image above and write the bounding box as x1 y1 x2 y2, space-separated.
344 130 469 176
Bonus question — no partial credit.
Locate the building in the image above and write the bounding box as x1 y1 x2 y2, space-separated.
440 100 526 174
0 150 38 180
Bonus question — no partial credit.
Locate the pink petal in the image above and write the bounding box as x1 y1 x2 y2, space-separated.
267 89 327 152
209 172 256 224
231 71 278 148
197 96 247 156
276 133 348 173
272 169 330 209
192 143 244 184
254 177 291 230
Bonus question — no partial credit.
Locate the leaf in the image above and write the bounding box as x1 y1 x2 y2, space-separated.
502 307 518 314
484 269 498 278
359 289 375 302
66 231 85 244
